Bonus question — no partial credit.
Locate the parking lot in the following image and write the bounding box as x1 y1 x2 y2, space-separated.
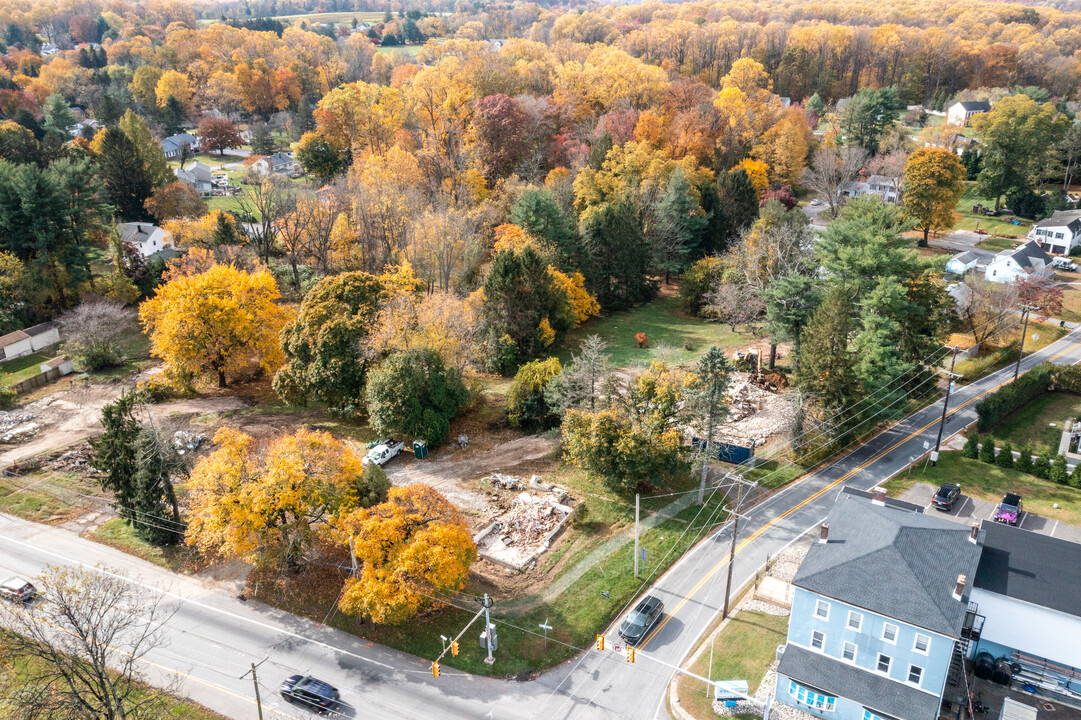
898 482 1081 544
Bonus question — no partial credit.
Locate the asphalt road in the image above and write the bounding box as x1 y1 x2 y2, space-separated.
4 327 1081 720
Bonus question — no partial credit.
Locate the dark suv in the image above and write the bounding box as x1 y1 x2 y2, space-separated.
619 595 664 646
931 484 961 511
0 577 38 602
280 675 340 711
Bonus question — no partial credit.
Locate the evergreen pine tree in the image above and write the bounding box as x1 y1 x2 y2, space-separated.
1070 463 1081 489
509 189 580 269
590 132 613 171
89 392 142 513
42 94 76 138
251 122 277 156
1032 452 1052 479
796 286 858 414
652 168 707 281
98 126 154 221
213 212 240 245
1049 453 1069 484
996 441 1014 469
717 168 759 242
130 426 187 545
580 194 655 311
978 436 996 464
962 432 980 459
160 94 186 136
1015 442 1033 474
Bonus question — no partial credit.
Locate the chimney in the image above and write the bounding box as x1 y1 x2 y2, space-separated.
872 487 887 506
953 574 967 601
969 524 979 544
818 523 830 544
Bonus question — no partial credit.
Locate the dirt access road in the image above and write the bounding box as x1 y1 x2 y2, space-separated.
0 378 248 469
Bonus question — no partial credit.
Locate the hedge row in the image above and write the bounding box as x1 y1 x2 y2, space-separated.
975 363 1081 432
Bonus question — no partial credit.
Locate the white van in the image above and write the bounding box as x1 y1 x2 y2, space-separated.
1051 257 1078 271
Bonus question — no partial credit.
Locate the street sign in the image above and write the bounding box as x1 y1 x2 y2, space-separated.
923 440 930 450
1033 334 1040 341
539 619 553 649
639 548 648 563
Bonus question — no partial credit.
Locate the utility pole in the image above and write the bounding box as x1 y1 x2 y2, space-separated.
1015 305 1035 380
932 346 961 467
721 475 757 620
482 594 495 665
634 493 640 579
240 660 266 720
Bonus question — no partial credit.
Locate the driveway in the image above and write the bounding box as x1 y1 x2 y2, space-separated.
929 229 999 265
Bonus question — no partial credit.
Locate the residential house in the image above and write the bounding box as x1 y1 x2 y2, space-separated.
1028 209 1081 255
984 241 1053 283
251 152 301 177
0 322 60 363
775 487 984 720
945 251 979 275
947 101 991 126
160 132 199 159
845 174 901 203
969 521 1081 696
174 161 214 196
118 222 175 258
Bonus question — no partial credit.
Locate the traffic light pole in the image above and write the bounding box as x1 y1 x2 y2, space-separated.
431 600 487 676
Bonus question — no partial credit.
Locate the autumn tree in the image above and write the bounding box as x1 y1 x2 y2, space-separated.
366 290 483 373
139 265 292 388
802 143 867 218
155 70 193 109
686 347 732 504
274 272 384 413
955 277 1018 347
365 348 469 447
903 147 966 246
119 110 173 187
473 93 530 180
483 244 565 360
0 250 29 333
186 427 384 570
333 484 476 625
145 181 206 221
1016 275 1064 320
197 116 242 156
507 357 563 430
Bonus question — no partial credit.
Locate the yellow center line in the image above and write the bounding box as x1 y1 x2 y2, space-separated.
638 337 1081 648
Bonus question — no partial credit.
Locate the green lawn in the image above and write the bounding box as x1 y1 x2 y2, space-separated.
677 611 790 720
884 451 1081 526
273 10 385 24
987 392 1081 455
0 471 105 524
92 519 205 574
557 294 755 369
954 183 1031 238
377 44 423 56
974 236 1020 252
0 350 53 385
954 320 1066 382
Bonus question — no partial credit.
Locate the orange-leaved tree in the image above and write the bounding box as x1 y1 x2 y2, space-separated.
333 484 477 624
185 427 388 569
903 147 967 246
139 265 292 388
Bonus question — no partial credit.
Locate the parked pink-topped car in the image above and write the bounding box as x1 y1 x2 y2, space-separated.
993 493 1023 526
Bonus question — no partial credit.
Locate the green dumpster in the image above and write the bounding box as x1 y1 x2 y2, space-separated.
413 440 428 459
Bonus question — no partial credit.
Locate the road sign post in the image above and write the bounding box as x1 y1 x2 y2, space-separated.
539 619 552 649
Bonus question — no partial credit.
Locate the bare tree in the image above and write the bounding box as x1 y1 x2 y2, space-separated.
705 281 765 332
235 174 288 266
868 149 909 203
802 144 867 218
59 300 137 371
304 189 345 275
274 191 315 295
955 277 1019 348
0 566 178 720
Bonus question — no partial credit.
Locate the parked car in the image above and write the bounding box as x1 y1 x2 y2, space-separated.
1052 257 1078 272
0 577 38 602
809 198 822 206
931 483 961 511
619 595 664 646
993 493 1023 526
363 439 405 466
280 675 340 710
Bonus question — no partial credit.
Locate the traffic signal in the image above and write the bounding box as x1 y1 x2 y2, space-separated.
595 634 605 651
451 640 459 656
627 647 636 663
432 661 440 678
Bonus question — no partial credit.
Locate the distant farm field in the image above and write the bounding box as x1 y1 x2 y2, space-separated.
273 11 384 24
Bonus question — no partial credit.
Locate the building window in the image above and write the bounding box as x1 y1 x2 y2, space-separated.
881 623 898 644
789 681 837 711
842 641 857 662
877 653 892 674
908 665 923 686
863 711 884 720
847 611 863 632
811 630 825 651
913 633 930 654
1057 232 1065 239
815 600 830 620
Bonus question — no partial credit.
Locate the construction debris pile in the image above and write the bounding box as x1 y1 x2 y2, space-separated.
0 411 36 444
475 479 574 571
51 445 94 472
719 377 796 449
173 431 206 454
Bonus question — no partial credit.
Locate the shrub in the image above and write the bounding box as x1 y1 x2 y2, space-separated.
365 348 469 448
507 357 563 430
975 364 1053 432
0 384 15 409
979 437 996 464
1032 453 1052 479
1015 443 1033 474
962 433 980 459
1070 464 1081 489
636 332 649 348
1049 453 1069 484
996 441 1014 469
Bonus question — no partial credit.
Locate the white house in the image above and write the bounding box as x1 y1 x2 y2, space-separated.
159 133 199 159
946 100 991 126
845 174 901 203
945 251 979 275
174 161 214 196
251 152 301 177
118 222 175 258
984 240 1053 284
1028 209 1081 255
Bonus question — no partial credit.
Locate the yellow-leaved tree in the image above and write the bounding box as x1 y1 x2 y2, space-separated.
185 427 388 569
139 265 292 388
333 484 477 625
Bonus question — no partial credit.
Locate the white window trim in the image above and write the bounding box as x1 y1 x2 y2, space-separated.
815 599 830 621
881 623 898 644
876 653 892 675
842 641 858 663
913 633 931 655
847 611 863 632
810 630 826 651
907 664 924 687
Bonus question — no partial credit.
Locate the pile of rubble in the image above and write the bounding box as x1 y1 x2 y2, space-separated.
502 492 567 545
51 445 94 472
172 430 206 454
475 476 574 571
0 410 37 444
720 379 795 449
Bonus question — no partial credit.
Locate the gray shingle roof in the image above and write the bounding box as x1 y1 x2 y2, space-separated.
778 644 941 720
951 251 978 264
955 101 991 112
23 321 56 337
0 329 29 349
1033 209 1081 233
974 520 1081 619
1003 240 1052 271
792 488 983 637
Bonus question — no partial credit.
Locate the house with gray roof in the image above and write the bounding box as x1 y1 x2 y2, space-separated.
160 132 199 159
775 487 984 720
947 100 991 126
984 240 1053 284
946 251 979 275
1027 208 1081 255
174 161 214 196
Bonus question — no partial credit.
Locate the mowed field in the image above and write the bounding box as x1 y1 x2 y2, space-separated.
272 11 385 24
